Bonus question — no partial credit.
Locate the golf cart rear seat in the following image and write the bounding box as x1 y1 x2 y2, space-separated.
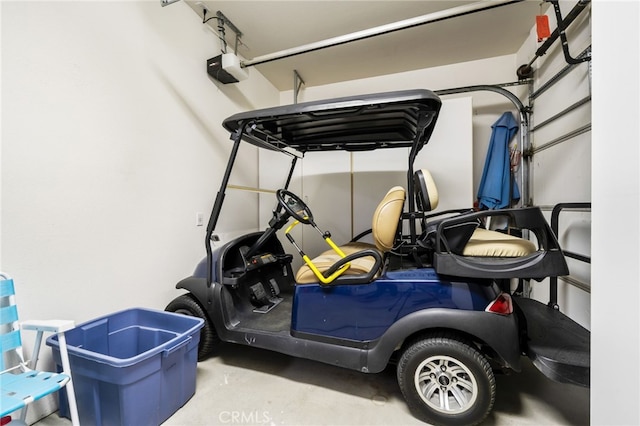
414 169 568 280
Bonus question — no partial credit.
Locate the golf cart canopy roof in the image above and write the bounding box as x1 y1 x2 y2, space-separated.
222 89 442 154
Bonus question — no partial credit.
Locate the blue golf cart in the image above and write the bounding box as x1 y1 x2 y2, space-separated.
166 89 589 425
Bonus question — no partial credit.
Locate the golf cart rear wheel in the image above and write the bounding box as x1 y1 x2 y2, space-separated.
166 293 219 361
397 335 495 426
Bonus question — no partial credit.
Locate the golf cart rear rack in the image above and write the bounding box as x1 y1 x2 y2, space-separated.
429 207 569 280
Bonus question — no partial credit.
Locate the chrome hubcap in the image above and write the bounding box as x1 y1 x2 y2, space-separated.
414 355 478 414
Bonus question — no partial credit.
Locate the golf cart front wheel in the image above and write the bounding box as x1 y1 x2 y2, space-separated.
166 293 220 361
397 335 495 426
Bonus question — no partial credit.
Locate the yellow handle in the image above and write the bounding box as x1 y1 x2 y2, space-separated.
302 255 350 284
285 218 351 284
325 236 347 258
285 219 302 234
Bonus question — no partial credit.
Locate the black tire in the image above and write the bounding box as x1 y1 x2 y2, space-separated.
397 334 495 426
166 294 220 361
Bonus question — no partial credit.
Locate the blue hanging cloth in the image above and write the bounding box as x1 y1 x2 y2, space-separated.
477 112 520 209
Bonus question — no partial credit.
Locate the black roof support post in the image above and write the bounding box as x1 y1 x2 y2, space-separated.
205 123 249 286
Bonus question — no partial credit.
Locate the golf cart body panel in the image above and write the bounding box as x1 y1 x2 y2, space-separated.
179 231 523 373
292 270 498 341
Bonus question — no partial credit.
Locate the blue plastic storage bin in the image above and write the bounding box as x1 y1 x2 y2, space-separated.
46 308 204 426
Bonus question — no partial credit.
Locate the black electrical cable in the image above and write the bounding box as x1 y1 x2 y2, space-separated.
203 15 217 24
201 9 229 53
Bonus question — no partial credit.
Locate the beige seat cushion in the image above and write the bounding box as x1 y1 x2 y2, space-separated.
463 228 537 257
415 169 439 211
295 251 381 284
372 186 406 251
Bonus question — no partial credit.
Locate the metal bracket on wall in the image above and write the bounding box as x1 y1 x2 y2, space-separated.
213 11 243 55
293 70 305 104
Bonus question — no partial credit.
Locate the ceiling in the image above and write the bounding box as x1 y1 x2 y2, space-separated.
184 1 547 91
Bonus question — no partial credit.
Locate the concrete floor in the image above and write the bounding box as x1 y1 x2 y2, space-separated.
35 343 589 426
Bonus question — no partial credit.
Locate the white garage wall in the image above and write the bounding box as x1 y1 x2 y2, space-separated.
1 3 278 420
591 3 639 425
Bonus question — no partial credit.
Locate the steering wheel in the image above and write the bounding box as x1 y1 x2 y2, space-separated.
276 189 314 224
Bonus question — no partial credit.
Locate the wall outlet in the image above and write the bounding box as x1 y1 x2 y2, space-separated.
196 212 204 226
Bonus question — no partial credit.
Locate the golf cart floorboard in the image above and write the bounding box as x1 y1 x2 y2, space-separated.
233 295 293 333
515 296 590 387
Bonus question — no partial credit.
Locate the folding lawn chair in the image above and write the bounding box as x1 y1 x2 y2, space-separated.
0 272 79 426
